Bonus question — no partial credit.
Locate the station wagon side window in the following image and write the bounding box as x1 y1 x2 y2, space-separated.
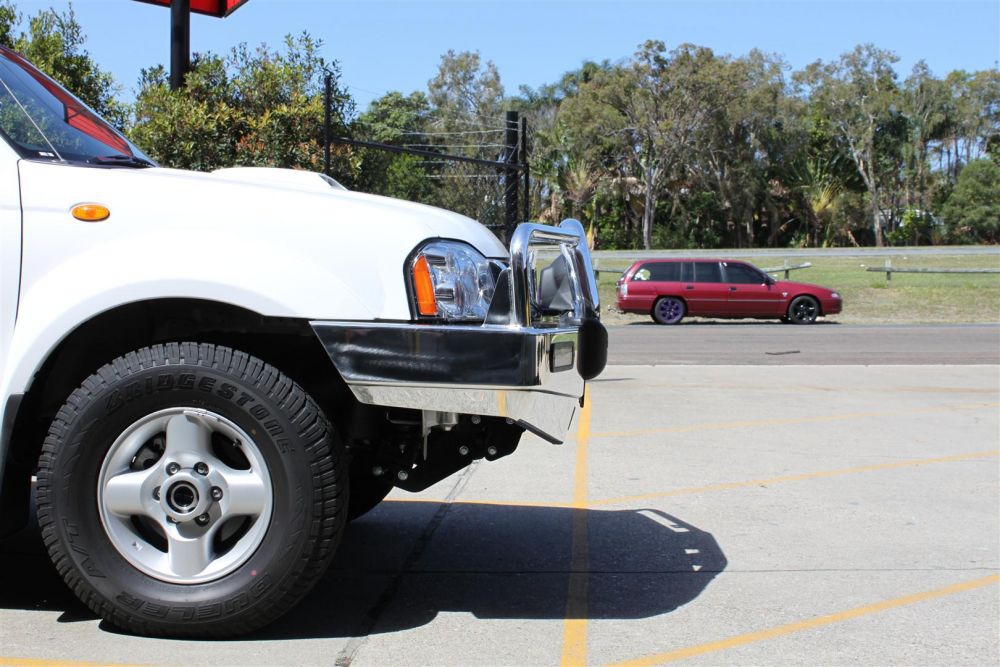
643 262 682 281
723 262 766 284
693 261 722 283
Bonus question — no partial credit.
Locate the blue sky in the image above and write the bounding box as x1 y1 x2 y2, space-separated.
14 0 1000 109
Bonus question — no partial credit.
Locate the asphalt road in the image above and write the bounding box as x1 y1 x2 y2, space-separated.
1 325 998 666
607 322 1000 366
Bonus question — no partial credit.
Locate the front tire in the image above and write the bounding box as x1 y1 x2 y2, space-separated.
787 296 819 324
652 297 686 325
36 343 346 638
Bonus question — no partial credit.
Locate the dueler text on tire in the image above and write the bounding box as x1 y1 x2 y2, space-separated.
35 342 346 638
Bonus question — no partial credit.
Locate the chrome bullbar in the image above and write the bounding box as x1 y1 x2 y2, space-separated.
510 218 601 325
312 219 606 444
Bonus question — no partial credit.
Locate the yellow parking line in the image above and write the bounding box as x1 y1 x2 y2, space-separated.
590 401 1000 439
605 574 1000 666
388 451 1000 510
590 450 1000 507
560 389 593 667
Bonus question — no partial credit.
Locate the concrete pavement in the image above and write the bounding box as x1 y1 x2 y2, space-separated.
1 360 997 666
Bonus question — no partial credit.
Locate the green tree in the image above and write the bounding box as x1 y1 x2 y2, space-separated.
0 1 126 126
941 159 1000 242
561 42 713 249
352 90 434 199
901 62 951 213
956 70 1000 166
130 55 241 171
131 33 353 176
513 60 612 226
797 45 902 246
424 50 508 232
685 49 794 248
787 131 866 247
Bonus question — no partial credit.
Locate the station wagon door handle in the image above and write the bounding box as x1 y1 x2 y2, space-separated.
729 286 738 291
685 285 695 290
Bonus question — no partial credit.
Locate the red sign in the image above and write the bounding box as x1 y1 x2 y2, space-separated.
133 0 249 18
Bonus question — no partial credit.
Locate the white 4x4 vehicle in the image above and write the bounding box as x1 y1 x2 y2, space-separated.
0 46 606 636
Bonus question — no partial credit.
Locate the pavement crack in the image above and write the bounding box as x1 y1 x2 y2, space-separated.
333 460 480 667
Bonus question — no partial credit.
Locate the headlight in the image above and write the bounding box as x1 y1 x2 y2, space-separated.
831 292 841 299
409 240 496 321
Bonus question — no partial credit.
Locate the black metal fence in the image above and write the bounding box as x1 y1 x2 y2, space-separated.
322 75 529 244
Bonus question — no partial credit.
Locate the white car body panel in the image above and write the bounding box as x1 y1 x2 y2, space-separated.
0 159 506 405
0 141 20 394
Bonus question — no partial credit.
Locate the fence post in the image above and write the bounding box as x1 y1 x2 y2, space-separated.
885 258 892 282
520 115 530 222
323 73 331 177
504 110 520 245
783 259 790 280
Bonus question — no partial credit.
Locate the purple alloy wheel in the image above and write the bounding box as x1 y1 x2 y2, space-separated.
654 297 685 324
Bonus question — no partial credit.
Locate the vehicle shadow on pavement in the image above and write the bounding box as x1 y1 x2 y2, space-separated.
0 501 726 640
0 517 96 623
261 501 727 640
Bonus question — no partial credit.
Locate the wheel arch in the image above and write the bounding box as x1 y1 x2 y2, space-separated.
787 292 825 316
0 298 354 536
652 294 688 311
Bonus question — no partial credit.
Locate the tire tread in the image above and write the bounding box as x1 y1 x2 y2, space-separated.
35 342 345 638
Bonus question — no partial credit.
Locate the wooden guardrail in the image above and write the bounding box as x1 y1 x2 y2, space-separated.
761 261 812 279
866 259 1000 281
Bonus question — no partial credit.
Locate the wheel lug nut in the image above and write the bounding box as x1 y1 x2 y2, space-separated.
165 463 180 475
397 470 409 481
195 514 210 526
153 486 161 500
458 445 470 456
211 487 223 501
194 462 209 476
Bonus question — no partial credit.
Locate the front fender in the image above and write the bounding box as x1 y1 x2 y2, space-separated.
1 234 374 397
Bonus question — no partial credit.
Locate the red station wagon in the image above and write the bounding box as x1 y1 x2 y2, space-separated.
616 259 842 324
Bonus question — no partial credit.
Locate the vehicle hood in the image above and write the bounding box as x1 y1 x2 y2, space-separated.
16 161 509 322
202 167 508 258
777 280 839 296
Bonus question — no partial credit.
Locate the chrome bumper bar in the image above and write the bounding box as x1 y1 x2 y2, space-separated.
311 219 605 444
311 323 585 442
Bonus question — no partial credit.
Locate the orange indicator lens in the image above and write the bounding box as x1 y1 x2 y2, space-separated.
71 204 111 222
413 255 437 316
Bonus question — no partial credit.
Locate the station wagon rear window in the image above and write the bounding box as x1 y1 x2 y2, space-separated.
635 262 682 282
